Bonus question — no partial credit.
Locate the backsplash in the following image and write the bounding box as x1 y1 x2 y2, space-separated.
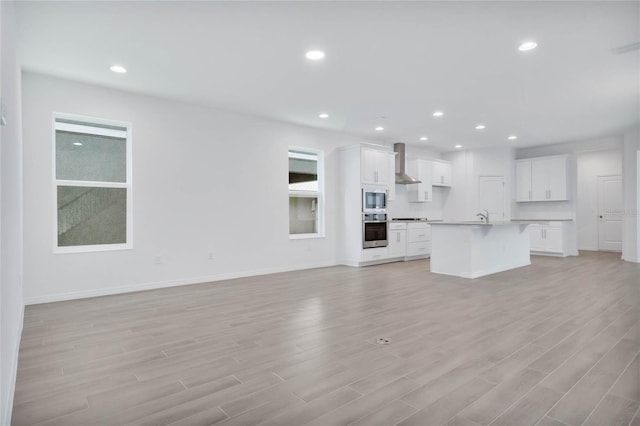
387 184 445 220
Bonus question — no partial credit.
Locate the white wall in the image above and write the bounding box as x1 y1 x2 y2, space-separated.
576 150 622 250
22 72 381 304
623 127 640 262
442 147 515 221
1 1 24 424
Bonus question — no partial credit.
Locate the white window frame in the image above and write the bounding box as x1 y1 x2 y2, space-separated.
52 112 133 253
289 147 325 239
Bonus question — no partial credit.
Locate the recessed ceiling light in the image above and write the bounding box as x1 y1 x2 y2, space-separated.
419 136 428 141
318 113 329 119
518 41 538 52
433 111 444 117
305 50 325 60
375 126 384 131
109 64 127 74
455 144 463 149
475 124 486 130
508 135 518 140
73 142 83 146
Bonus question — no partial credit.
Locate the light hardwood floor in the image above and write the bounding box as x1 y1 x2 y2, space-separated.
13 251 640 425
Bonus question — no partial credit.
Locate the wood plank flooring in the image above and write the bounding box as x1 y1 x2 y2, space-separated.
12 251 640 425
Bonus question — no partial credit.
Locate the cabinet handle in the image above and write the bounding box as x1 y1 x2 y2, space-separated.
529 190 531 200
441 176 444 184
397 233 400 242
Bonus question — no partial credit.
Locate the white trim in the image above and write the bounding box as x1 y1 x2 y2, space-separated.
24 260 339 305
52 113 133 253
1 304 24 426
56 180 128 188
55 121 127 138
289 233 325 240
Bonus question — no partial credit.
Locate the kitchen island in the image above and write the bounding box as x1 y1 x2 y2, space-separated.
430 221 531 278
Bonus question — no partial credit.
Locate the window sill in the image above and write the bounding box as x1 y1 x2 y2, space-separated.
289 233 325 240
54 243 133 254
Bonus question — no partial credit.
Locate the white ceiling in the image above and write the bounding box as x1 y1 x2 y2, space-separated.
15 1 640 151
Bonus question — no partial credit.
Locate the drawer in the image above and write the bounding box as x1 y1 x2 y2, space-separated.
389 222 407 230
407 222 429 230
361 247 389 262
407 241 431 257
407 226 431 243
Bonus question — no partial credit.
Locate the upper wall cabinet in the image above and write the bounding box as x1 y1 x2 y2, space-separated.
407 159 433 202
431 160 452 187
516 155 569 202
361 146 390 185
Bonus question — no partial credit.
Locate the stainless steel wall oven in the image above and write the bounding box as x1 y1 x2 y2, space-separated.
363 213 388 248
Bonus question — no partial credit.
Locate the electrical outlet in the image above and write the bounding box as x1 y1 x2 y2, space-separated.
208 253 214 261
154 255 162 264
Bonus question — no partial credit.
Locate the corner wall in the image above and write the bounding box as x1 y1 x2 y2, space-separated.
1 1 24 423
623 127 640 262
22 72 379 304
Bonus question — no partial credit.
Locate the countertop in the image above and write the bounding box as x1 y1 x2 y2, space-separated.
432 220 538 226
389 218 443 223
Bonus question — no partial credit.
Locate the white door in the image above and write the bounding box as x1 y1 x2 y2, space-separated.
597 175 623 252
478 176 505 221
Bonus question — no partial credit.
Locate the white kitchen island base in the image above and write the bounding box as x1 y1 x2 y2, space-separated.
430 222 531 279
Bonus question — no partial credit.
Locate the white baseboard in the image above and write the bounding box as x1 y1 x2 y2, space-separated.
24 260 338 305
2 303 24 426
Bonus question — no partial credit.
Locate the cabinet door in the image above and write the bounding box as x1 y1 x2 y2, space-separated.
529 225 545 251
432 161 452 187
388 230 406 257
387 152 396 200
544 227 563 253
361 148 378 184
516 160 532 202
361 148 389 185
374 150 389 185
546 157 567 201
531 159 549 201
409 159 433 202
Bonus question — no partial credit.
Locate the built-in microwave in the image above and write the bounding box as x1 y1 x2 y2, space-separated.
362 187 387 213
363 213 388 248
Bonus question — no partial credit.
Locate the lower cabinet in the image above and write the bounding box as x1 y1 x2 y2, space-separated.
361 247 389 262
407 223 431 257
388 223 407 258
528 221 575 256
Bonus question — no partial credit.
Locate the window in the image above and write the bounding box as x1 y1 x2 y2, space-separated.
53 114 132 252
289 148 324 238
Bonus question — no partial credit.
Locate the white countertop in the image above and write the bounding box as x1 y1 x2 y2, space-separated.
432 221 536 226
432 219 574 226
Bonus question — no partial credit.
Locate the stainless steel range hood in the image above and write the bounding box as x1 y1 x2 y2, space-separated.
394 143 421 184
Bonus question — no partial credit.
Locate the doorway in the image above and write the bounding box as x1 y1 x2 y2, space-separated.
597 175 623 252
478 176 505 222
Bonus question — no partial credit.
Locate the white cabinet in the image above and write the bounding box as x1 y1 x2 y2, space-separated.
387 152 396 201
406 223 431 257
515 160 533 202
408 159 433 202
361 247 389 262
528 222 572 256
432 160 452 187
388 222 407 258
516 156 569 202
361 147 389 185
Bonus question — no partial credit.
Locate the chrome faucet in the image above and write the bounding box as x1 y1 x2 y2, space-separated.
477 209 489 223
